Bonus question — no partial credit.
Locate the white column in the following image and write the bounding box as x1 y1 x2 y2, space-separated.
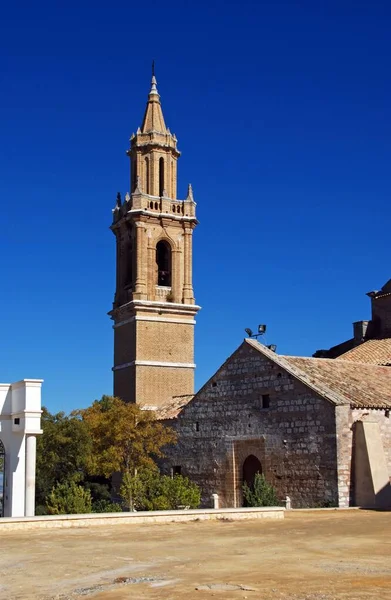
25 435 37 517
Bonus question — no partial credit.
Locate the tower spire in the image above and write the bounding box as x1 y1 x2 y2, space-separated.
128 65 181 198
141 64 166 133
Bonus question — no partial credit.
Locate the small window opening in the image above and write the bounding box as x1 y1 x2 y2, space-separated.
14 418 20 425
172 465 182 476
212 381 217 387
159 157 164 196
261 394 270 409
156 240 172 286
195 422 200 432
277 372 282 379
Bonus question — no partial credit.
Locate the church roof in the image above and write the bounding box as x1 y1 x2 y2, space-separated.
246 339 391 409
150 395 194 420
336 338 391 366
157 339 391 421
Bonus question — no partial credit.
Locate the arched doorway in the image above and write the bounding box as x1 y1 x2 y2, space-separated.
242 454 262 489
0 440 5 518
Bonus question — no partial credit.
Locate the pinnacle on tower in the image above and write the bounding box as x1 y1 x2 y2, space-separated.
186 183 194 202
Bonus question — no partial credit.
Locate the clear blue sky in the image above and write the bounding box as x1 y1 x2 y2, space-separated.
1 1 390 413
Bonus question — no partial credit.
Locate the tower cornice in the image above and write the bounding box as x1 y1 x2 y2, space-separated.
109 299 201 321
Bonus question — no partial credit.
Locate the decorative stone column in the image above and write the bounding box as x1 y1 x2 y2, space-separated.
182 228 194 304
134 222 147 298
172 245 182 302
147 229 155 299
25 435 37 517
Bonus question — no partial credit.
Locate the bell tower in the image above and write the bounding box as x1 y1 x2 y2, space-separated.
109 71 200 406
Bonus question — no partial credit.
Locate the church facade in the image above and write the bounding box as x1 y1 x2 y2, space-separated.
109 73 200 407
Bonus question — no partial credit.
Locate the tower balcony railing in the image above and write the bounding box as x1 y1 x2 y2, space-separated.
131 191 196 219
155 285 172 302
146 197 184 216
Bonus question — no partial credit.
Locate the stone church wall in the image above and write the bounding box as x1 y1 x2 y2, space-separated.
162 343 339 509
336 406 391 505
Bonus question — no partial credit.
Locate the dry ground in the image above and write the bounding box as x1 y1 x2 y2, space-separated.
1 510 390 600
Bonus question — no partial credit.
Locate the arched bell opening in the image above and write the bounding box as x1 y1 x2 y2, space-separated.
144 156 150 194
156 240 172 287
159 157 165 196
132 158 137 192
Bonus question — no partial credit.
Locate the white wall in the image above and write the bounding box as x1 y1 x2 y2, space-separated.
0 380 43 517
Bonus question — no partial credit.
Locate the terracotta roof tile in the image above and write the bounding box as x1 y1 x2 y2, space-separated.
146 395 194 420
336 338 391 366
246 339 391 409
283 356 391 409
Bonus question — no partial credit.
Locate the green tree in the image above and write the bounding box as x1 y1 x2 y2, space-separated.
46 481 92 514
242 473 280 507
120 469 152 511
78 396 177 477
36 408 92 511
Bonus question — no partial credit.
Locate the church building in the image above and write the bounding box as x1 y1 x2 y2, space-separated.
109 73 391 510
109 72 200 407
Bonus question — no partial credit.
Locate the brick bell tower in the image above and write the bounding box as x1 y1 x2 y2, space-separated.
109 70 200 406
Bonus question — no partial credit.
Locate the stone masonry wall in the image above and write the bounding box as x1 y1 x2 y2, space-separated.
336 406 391 505
163 343 339 509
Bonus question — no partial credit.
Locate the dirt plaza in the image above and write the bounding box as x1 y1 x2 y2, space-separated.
1 510 390 600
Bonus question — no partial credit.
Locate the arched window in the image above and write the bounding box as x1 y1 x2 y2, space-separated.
144 157 150 194
156 240 171 286
0 439 5 518
159 157 164 196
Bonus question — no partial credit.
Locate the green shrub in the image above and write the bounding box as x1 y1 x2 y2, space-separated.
92 499 122 513
46 481 92 514
120 469 201 511
242 473 279 507
159 475 201 510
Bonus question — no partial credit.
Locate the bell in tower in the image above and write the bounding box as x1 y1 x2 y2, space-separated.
109 69 200 407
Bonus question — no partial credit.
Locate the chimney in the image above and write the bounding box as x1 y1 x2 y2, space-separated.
353 320 369 344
